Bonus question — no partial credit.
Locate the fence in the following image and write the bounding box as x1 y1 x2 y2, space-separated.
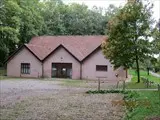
95 76 160 92
141 77 160 93
96 76 126 91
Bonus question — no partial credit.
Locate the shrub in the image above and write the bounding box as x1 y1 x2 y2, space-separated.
86 89 133 94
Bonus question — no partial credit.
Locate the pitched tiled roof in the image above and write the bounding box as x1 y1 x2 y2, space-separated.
25 44 52 60
26 35 107 61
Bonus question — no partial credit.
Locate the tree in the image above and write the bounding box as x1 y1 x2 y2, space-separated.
0 0 22 65
105 4 120 21
155 56 160 72
157 19 160 32
150 57 160 72
102 0 154 83
41 0 66 35
151 20 160 55
41 0 107 35
18 0 44 44
0 0 44 65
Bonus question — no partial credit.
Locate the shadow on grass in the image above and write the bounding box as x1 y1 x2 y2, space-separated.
126 82 158 89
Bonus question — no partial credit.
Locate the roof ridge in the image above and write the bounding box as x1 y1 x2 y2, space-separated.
26 36 107 62
62 42 85 59
31 35 106 39
26 43 52 50
26 44 45 47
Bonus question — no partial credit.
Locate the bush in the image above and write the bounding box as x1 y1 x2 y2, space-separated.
86 89 130 94
0 67 6 76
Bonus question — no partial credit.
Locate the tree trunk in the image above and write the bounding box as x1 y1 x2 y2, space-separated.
147 68 149 75
134 22 140 83
135 54 140 83
126 69 128 78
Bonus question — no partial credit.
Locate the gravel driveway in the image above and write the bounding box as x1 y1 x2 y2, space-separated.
0 79 125 120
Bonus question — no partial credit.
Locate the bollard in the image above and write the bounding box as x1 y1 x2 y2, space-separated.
98 78 100 91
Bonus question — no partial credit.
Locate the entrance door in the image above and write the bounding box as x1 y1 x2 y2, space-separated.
52 63 72 78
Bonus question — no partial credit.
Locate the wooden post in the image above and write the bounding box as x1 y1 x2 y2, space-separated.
116 81 119 88
146 80 149 88
149 81 152 87
98 78 100 91
158 84 160 99
158 84 160 91
126 69 128 78
123 81 125 91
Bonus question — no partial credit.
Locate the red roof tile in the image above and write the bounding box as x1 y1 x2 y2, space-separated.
27 35 107 61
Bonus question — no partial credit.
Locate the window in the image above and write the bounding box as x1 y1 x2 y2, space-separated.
21 63 30 74
96 65 108 71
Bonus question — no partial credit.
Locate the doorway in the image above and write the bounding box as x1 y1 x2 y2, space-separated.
52 63 72 78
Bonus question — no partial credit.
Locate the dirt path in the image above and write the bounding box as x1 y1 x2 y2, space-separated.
149 71 160 78
0 79 125 120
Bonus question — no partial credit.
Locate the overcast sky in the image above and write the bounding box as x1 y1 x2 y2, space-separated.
64 0 160 22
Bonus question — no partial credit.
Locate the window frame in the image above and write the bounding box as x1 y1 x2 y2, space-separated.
96 65 108 72
21 63 30 74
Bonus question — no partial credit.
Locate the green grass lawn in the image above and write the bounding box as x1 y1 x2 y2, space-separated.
124 91 160 120
0 68 6 76
129 69 160 83
0 76 7 80
126 82 157 89
0 68 7 80
58 79 86 87
126 69 160 89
